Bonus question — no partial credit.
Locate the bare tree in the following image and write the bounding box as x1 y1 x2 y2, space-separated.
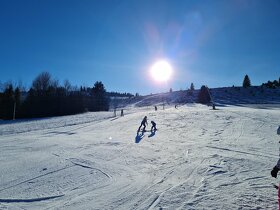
0 81 3 92
64 79 72 92
32 72 52 93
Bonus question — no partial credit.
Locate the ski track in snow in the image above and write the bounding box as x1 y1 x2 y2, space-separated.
0 104 279 209
0 195 64 203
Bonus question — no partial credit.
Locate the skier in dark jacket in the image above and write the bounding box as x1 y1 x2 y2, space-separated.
138 116 148 132
271 127 280 178
151 121 157 132
271 126 280 209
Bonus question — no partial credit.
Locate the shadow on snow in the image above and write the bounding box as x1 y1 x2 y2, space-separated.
135 130 156 143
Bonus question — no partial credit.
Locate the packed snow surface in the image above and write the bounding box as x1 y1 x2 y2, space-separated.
0 104 280 209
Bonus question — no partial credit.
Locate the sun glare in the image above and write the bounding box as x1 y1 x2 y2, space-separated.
150 60 172 82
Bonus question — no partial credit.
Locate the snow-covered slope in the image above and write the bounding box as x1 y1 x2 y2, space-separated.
0 103 280 209
211 86 280 105
113 87 280 108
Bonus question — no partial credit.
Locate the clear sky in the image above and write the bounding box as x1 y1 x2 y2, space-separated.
0 0 279 95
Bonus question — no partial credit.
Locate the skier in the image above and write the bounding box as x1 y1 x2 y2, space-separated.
121 109 124 117
113 109 116 117
151 121 157 132
138 116 148 132
271 161 280 210
212 103 216 110
271 126 280 209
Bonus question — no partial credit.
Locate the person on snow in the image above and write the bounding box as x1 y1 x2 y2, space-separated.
271 125 280 209
113 109 116 117
138 116 148 132
151 121 157 132
272 127 280 177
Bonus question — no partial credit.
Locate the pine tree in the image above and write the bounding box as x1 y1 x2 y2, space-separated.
197 85 211 104
243 75 251 88
190 83 194 91
92 81 109 111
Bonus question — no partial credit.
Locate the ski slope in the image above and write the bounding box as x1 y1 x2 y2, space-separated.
0 104 280 209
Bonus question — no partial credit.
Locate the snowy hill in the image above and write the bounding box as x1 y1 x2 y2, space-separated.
210 86 280 105
1 101 280 209
112 87 280 109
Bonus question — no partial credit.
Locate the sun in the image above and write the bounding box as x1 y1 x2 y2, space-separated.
150 60 173 82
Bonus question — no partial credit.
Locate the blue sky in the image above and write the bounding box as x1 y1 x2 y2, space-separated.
0 0 279 95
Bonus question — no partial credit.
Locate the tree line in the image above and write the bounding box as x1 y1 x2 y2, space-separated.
0 72 110 120
1 73 279 119
261 77 280 89
194 74 280 104
242 74 280 89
